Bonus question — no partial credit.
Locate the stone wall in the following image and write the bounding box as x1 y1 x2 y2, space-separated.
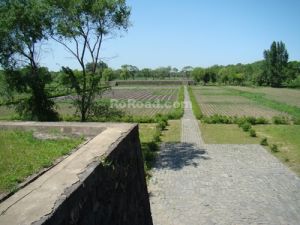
0 122 153 225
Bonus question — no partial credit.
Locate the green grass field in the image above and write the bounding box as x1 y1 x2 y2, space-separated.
161 120 181 142
199 123 260 144
0 130 83 194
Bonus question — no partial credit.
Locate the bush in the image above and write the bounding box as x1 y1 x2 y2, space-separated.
241 122 252 132
292 117 300 125
156 114 168 130
272 116 289 124
271 144 279 153
255 117 269 124
260 138 268 146
249 129 256 137
202 114 234 124
237 116 268 125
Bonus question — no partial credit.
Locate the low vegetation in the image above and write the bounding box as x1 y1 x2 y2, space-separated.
188 86 202 119
0 130 83 194
161 120 181 142
199 123 260 144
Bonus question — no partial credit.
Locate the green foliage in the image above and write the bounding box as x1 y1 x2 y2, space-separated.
188 86 202 119
241 122 252 132
271 144 279 153
51 0 131 121
236 116 269 125
262 41 289 87
102 68 114 82
202 114 234 124
156 114 168 130
260 137 268 146
0 0 58 121
293 117 300 125
249 128 256 137
202 115 269 125
139 123 164 175
272 116 289 125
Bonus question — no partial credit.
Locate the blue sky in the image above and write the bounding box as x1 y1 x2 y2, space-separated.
41 0 300 71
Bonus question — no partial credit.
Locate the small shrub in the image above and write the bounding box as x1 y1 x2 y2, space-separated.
292 117 300 125
271 144 279 153
241 122 251 132
284 158 290 162
245 116 257 125
202 114 234 124
260 138 268 146
153 129 161 142
255 117 269 124
249 128 256 137
272 116 289 125
156 114 168 130
237 116 269 126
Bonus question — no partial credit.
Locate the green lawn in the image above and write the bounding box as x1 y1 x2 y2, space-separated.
0 130 83 194
138 123 160 173
139 123 158 143
199 123 260 144
254 125 300 175
161 120 181 142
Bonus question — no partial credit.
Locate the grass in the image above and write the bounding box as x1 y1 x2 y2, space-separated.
199 123 260 144
139 123 159 143
254 125 300 175
139 119 181 176
139 123 161 174
0 130 83 194
161 120 181 142
188 86 202 119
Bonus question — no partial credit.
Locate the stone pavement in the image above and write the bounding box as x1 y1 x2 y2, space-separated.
149 86 300 225
181 86 204 147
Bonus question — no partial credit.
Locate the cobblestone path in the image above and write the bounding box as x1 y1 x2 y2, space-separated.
148 86 300 225
181 86 204 147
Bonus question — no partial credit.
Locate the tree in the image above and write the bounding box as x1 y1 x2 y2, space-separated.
121 64 138 80
102 68 114 82
262 41 289 87
171 67 178 79
140 68 151 79
0 0 59 121
182 66 193 79
50 0 130 121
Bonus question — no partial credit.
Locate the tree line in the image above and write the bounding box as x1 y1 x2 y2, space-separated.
93 41 300 89
192 41 300 88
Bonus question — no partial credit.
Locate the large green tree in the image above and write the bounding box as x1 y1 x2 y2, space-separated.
262 41 289 87
0 0 58 121
50 0 130 121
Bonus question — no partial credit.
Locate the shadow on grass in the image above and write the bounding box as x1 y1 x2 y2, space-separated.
154 142 209 171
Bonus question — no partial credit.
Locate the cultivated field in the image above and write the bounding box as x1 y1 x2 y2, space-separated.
192 86 288 119
52 86 182 119
230 86 300 108
101 86 181 117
